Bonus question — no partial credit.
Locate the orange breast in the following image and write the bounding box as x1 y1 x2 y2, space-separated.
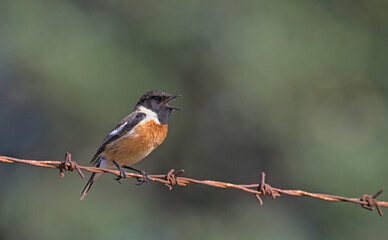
104 120 168 163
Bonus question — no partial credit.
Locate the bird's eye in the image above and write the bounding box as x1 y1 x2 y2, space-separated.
150 96 161 102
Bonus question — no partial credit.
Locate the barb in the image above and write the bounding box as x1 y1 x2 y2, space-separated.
0 154 386 216
59 152 85 179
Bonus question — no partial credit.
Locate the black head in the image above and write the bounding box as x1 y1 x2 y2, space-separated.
135 90 181 124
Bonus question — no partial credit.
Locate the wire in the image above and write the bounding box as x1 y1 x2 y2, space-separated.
0 153 386 216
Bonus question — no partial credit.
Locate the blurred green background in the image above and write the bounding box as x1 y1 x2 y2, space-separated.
1 0 388 239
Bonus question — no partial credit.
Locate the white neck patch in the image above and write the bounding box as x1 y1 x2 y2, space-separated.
138 106 160 124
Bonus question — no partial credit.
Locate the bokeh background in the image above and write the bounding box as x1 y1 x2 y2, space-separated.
1 0 388 239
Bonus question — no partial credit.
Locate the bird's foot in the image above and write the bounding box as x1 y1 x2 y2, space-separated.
123 165 148 185
113 160 127 184
135 171 149 185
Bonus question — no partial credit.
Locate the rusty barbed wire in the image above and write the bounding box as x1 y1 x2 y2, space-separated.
0 153 386 216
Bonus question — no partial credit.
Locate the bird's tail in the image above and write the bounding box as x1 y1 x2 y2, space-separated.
80 159 105 200
80 172 102 200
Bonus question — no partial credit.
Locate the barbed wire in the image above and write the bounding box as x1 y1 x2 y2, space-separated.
0 153 386 216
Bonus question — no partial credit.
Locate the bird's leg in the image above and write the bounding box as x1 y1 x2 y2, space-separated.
112 160 127 183
123 165 149 185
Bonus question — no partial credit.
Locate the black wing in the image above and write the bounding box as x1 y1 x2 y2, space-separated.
90 111 146 164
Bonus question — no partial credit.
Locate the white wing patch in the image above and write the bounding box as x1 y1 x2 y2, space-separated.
109 121 127 136
138 106 160 124
108 106 159 137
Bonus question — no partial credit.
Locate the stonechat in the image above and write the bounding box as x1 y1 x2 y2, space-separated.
80 90 181 200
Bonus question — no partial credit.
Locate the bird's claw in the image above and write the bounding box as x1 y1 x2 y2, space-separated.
136 171 149 185
114 167 127 184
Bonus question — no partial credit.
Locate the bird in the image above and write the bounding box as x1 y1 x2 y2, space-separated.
80 90 181 200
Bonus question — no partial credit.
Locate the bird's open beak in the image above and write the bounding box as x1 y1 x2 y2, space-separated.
166 94 182 110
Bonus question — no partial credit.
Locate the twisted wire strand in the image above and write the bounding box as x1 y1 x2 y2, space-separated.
0 153 386 216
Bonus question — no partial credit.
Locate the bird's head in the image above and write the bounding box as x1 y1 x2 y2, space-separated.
135 90 181 124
